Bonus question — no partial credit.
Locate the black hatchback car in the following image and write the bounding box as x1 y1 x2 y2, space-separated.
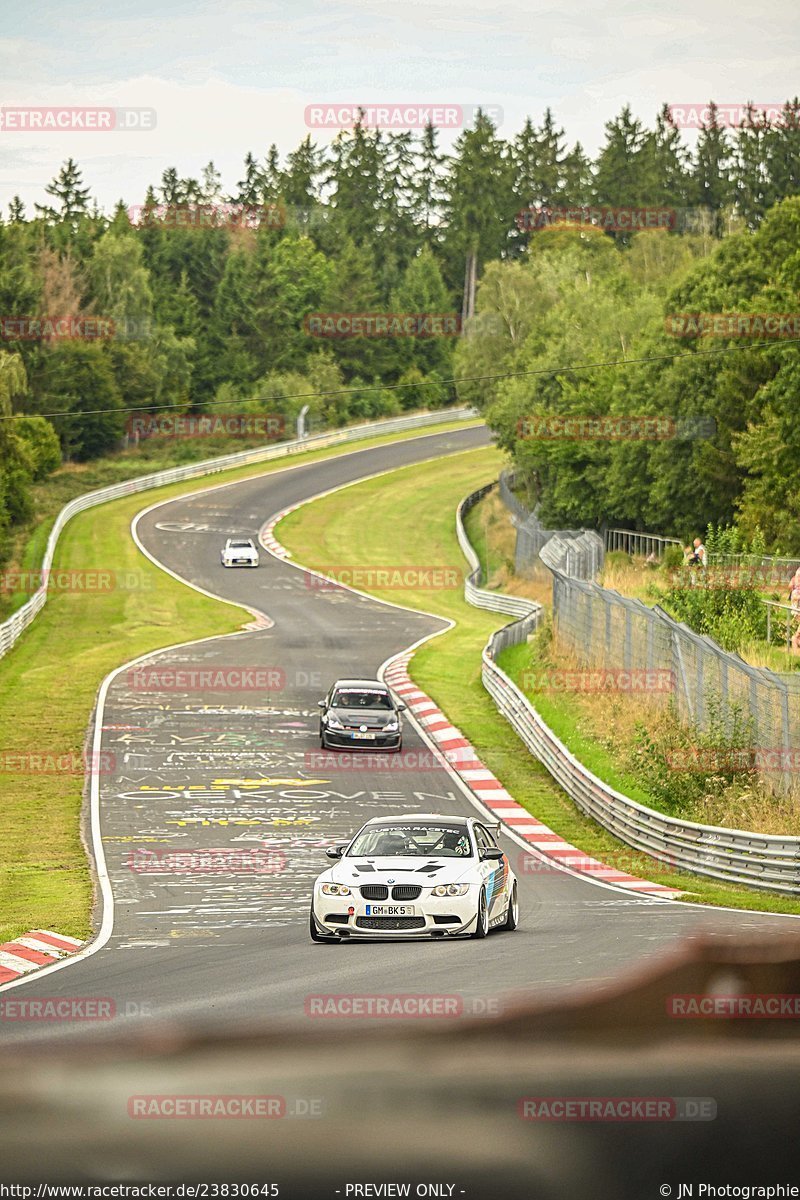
318 678 406 751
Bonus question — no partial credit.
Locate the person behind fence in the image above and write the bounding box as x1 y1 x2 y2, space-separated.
789 571 800 653
685 537 706 568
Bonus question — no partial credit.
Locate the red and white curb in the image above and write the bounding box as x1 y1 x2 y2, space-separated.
0 930 84 985
260 507 297 560
383 653 681 897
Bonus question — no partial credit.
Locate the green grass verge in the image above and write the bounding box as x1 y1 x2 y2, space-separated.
278 450 800 917
0 416 480 943
0 413 477 621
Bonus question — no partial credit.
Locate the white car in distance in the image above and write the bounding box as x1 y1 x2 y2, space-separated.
220 537 260 568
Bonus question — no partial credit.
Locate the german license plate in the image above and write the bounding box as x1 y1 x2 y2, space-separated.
365 904 415 917
352 731 376 740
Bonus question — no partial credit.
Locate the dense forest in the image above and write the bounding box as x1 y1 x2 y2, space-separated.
1 99 799 560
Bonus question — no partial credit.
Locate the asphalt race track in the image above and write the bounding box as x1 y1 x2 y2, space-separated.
2 423 799 1045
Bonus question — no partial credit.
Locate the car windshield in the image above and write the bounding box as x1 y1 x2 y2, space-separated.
348 823 473 857
332 689 393 710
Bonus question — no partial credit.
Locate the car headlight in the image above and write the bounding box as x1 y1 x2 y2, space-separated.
382 720 399 732
325 714 344 730
431 884 469 897
321 883 351 896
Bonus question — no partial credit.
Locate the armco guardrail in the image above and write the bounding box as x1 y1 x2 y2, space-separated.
0 407 476 662
458 481 800 895
456 484 543 627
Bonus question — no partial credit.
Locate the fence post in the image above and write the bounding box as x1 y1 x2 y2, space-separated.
696 644 705 731
672 628 694 722
780 680 792 794
624 606 633 670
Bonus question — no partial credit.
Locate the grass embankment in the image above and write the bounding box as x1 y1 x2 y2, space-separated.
278 451 800 916
0 417 479 943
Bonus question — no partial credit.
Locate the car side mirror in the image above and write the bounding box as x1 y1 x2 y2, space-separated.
317 700 326 708
397 703 407 711
325 846 345 859
481 847 504 860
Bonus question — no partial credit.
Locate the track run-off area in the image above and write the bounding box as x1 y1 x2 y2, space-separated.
1 422 798 1045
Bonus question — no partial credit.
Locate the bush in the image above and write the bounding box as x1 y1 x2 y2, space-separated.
626 697 757 816
655 576 768 652
662 544 685 569
604 549 632 570
12 416 61 480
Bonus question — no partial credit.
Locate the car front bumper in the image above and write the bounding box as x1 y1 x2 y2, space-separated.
313 891 478 938
321 728 402 750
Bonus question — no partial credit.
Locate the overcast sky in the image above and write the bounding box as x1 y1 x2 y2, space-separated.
1 0 798 213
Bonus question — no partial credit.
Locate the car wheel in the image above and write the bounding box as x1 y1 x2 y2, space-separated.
320 733 328 749
392 740 403 754
471 887 489 939
502 882 519 931
309 906 332 943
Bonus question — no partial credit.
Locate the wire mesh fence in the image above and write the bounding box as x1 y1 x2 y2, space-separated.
497 471 800 793
500 472 604 580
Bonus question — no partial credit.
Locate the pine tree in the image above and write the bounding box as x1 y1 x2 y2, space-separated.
691 103 734 235
443 110 515 319
413 123 446 244
561 142 594 205
200 161 223 203
733 105 775 227
35 159 92 225
233 152 267 206
160 168 182 205
645 104 692 207
594 106 650 206
764 99 800 207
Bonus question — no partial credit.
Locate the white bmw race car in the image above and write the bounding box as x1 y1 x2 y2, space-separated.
220 537 260 568
310 813 519 941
